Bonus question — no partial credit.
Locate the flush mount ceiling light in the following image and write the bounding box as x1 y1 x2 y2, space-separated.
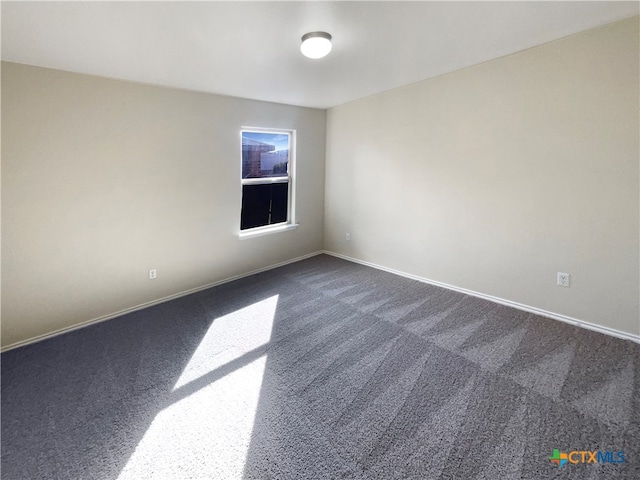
300 31 332 59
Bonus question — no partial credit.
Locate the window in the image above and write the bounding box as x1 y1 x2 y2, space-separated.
240 129 294 232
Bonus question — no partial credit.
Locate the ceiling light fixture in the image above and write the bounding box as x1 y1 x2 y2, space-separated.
300 32 332 59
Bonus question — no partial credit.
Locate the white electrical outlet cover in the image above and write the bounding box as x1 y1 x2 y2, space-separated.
557 272 570 287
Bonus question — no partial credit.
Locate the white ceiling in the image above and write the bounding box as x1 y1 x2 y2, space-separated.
2 1 638 109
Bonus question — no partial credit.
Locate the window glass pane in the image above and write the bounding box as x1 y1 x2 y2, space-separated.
242 132 289 179
270 183 289 224
241 184 271 230
241 183 289 230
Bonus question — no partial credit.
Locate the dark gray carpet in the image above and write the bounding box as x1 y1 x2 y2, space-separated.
2 254 639 479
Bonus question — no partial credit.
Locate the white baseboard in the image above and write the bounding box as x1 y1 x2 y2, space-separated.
5 249 637 352
323 250 640 344
1 251 324 353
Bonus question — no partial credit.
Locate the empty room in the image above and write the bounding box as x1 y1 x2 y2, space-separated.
1 1 639 479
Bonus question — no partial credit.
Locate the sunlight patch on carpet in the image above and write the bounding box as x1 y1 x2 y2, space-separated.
117 295 279 480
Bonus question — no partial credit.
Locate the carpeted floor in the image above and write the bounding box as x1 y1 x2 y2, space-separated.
2 254 639 479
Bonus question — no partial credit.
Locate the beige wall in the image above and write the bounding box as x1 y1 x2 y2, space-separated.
1 62 326 348
325 17 639 336
3 17 638 349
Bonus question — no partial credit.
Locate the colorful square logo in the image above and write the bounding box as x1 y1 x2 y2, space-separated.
549 449 569 468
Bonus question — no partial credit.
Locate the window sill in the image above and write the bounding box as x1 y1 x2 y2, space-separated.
239 223 299 240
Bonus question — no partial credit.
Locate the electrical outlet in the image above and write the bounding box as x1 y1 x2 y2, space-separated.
346 232 351 241
149 269 157 280
557 272 570 287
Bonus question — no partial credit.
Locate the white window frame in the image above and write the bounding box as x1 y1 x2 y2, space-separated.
238 127 297 239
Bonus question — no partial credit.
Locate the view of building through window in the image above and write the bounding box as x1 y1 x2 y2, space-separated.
241 132 289 179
